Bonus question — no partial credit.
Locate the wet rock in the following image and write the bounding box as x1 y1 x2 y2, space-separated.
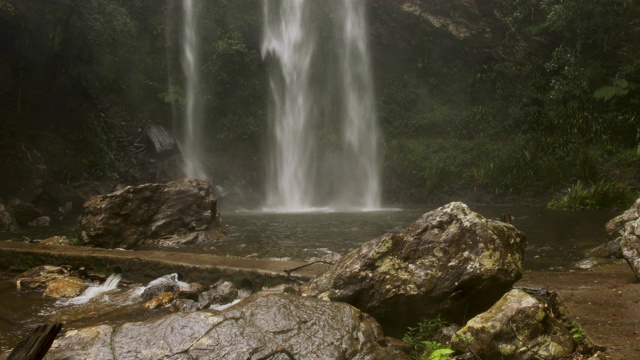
141 284 179 302
588 351 607 360
198 280 238 308
605 198 640 280
78 178 227 249
433 324 462 346
141 274 193 302
43 276 88 299
40 236 70 246
621 234 640 280
46 325 114 360
0 202 18 231
301 202 526 327
605 198 640 235
15 265 69 291
172 298 200 312
397 0 489 40
177 282 205 301
263 283 299 295
144 125 178 157
143 292 175 310
157 231 212 248
452 289 574 360
28 215 50 227
585 239 623 259
7 198 42 226
46 292 408 359
575 258 604 270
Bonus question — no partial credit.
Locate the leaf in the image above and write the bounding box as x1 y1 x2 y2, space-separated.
429 348 455 360
613 78 629 89
594 79 633 101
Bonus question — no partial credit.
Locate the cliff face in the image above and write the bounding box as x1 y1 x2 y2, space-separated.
388 0 491 40
369 0 517 56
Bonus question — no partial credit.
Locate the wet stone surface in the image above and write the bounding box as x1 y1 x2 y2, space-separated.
45 292 409 360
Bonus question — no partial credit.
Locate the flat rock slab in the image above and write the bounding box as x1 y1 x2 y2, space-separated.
517 262 640 360
0 241 330 289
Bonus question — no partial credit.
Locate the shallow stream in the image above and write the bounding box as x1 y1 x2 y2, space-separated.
0 204 616 353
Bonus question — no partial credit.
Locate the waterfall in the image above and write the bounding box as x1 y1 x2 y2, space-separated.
262 0 316 211
262 0 381 212
336 0 381 209
181 0 207 180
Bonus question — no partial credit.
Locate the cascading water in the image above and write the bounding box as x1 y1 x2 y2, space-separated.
336 0 381 209
262 0 381 212
262 0 316 211
180 0 207 180
58 273 122 306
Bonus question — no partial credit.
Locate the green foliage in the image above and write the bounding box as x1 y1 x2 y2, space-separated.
431 348 455 360
378 0 640 203
403 316 448 342
403 316 454 360
65 230 79 246
594 79 636 101
547 180 634 211
570 322 586 345
1 0 639 202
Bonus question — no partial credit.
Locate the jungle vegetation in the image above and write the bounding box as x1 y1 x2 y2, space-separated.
0 0 638 209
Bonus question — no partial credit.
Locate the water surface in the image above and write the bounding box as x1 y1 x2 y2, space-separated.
0 204 616 353
211 204 614 271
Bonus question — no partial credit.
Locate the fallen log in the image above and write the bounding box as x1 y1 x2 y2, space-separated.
7 322 63 360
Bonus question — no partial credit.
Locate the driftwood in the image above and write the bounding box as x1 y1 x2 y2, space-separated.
7 322 63 360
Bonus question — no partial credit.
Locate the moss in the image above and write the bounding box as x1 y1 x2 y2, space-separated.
376 256 412 281
498 343 516 356
478 249 500 270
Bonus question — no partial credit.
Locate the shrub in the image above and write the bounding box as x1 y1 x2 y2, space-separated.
547 180 634 210
403 316 455 360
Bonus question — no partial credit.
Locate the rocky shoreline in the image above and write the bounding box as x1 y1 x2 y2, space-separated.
1 180 639 359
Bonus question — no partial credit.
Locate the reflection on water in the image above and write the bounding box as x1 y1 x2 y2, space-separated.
0 275 58 353
214 204 614 271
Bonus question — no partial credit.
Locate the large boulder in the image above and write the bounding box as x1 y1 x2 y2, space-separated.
301 202 526 329
605 198 640 280
45 292 409 360
451 289 574 359
78 178 226 249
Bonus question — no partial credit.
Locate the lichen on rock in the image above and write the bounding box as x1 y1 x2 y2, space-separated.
301 202 526 329
451 289 574 360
